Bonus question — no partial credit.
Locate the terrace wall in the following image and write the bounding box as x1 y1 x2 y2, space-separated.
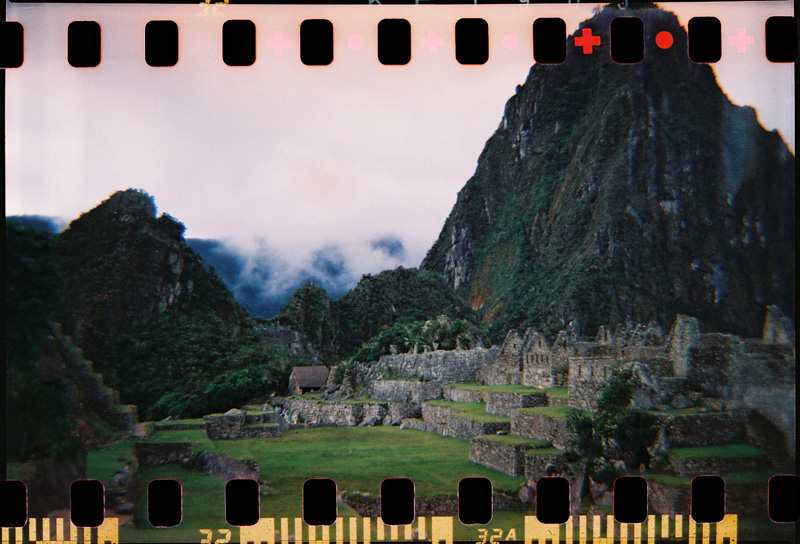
368 380 443 404
485 392 548 417
668 454 767 477
524 452 563 480
510 411 573 449
372 347 500 383
654 413 743 447
134 442 193 467
647 481 690 514
275 398 420 427
419 404 510 439
469 438 529 476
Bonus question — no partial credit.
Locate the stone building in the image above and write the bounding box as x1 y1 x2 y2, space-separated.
288 365 330 395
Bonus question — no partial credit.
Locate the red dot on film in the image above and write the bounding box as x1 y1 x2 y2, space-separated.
655 31 673 49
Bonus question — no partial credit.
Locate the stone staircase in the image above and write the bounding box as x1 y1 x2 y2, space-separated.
52 323 140 432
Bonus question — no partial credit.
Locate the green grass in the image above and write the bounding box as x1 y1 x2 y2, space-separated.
543 387 568 398
154 418 205 427
449 383 542 394
86 440 135 484
525 447 561 456
124 464 228 542
242 422 279 429
645 473 691 486
515 405 578 418
424 400 510 423
669 443 769 459
147 429 213 453
212 426 526 518
477 435 551 447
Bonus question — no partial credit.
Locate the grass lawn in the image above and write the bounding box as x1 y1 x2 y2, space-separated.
515 405 579 418
669 444 769 459
154 418 206 428
86 441 136 484
423 400 510 423
525 447 561 457
477 435 551 448
449 383 542 394
543 387 568 398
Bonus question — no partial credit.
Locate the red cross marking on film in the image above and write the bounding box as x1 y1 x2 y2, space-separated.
574 28 601 54
266 31 292 56
729 27 754 53
420 30 446 55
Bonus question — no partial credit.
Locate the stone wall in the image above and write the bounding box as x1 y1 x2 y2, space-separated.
368 380 443 404
441 387 548 416
372 347 499 383
654 413 742 447
443 386 484 404
416 404 510 439
155 422 206 431
274 398 420 427
245 411 281 424
421 403 453 426
522 367 555 388
188 451 260 481
400 418 444 434
134 442 193 467
485 392 548 416
647 480 689 514
568 357 622 411
668 454 767 477
204 409 247 439
524 452 563 480
469 438 529 476
510 412 573 449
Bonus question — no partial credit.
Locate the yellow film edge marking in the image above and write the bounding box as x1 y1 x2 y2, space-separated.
335 517 343 544
349 517 357 544
376 518 384 541
362 517 371 544
281 518 289 544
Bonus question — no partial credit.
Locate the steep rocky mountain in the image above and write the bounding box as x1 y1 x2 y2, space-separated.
274 267 478 360
29 190 301 419
422 4 794 342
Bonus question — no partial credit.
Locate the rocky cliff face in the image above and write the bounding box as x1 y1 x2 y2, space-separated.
53 189 246 383
422 5 794 341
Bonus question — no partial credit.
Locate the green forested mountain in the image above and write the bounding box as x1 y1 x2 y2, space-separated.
421 5 795 342
10 190 301 420
274 267 479 360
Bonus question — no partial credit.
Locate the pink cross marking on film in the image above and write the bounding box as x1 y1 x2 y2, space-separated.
420 30 446 55
266 31 292 56
729 27 754 53
574 28 601 54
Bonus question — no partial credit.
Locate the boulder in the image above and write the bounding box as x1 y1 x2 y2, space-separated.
358 416 381 428
189 451 259 481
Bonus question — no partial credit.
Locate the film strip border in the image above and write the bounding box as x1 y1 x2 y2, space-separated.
0 515 740 544
1 14 798 68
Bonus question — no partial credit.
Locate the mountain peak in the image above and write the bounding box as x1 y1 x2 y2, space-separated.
422 4 794 342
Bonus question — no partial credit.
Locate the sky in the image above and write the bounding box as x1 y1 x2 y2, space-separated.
5 1 795 310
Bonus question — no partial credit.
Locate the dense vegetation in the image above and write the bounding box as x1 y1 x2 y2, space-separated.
565 367 659 486
7 191 314 422
274 267 479 361
5 222 82 461
422 6 795 343
349 315 481 363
